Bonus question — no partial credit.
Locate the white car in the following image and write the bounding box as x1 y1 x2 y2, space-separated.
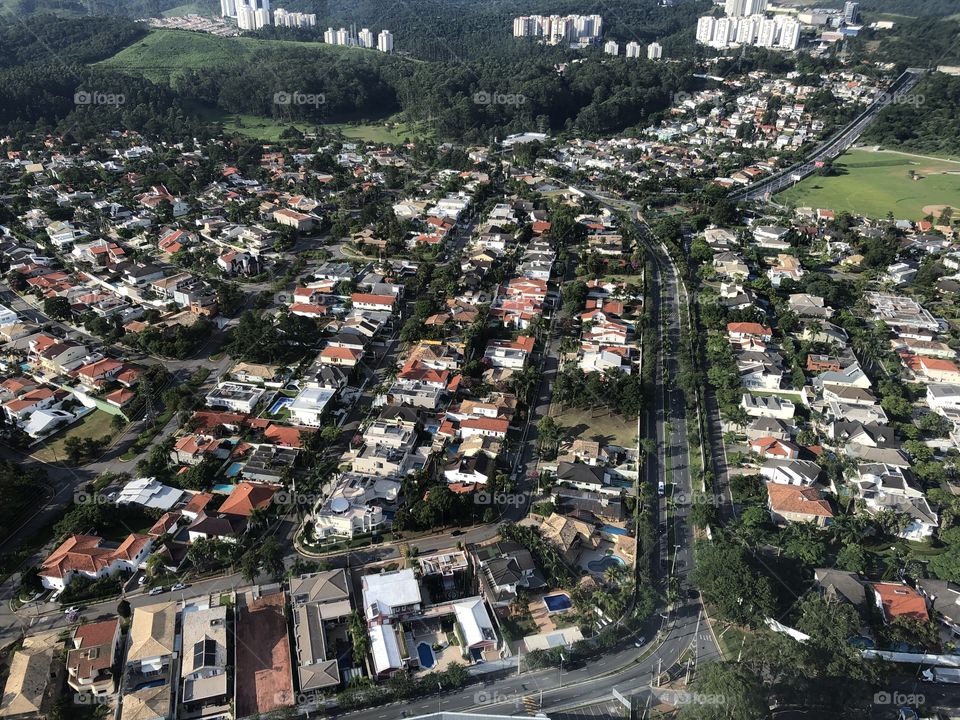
64 606 80 615
171 582 188 592
148 587 165 596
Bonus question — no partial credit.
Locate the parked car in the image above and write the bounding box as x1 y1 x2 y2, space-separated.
171 582 188 591
64 606 80 615
148 587 165 596
634 636 647 648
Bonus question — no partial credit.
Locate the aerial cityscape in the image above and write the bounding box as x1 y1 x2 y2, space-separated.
0 0 958 720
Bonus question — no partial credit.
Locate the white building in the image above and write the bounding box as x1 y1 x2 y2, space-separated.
358 28 375 48
220 0 236 17
288 387 336 427
625 41 642 58
696 16 716 44
116 477 184 511
647 42 662 60
205 381 266 413
603 40 619 56
361 568 422 622
377 30 394 53
0 304 17 326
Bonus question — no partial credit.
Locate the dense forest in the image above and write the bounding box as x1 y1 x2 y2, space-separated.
0 14 700 142
864 74 960 157
0 15 146 67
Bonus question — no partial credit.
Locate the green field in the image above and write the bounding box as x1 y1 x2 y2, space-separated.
779 149 960 221
550 405 638 449
193 108 431 143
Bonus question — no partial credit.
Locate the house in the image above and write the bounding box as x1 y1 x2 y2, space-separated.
472 540 545 607
116 477 184 511
273 208 316 231
351 293 396 312
289 570 352 696
914 578 960 638
39 533 153 590
444 453 494 486
908 355 960 384
484 336 535 369
362 568 422 622
122 602 177 720
319 345 363 368
180 602 230 717
760 459 822 486
218 482 279 517
814 568 868 618
205 382 266 413
0 631 61 720
766 482 833 526
288 387 336 426
741 393 795 420
556 460 613 493
926 384 960 415
788 293 833 319
872 582 929 623
66 618 122 695
453 598 497 651
727 322 772 342
749 436 800 459
540 512 600 565
459 416 509 440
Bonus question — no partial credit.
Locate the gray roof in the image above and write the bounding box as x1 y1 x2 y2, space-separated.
814 569 867 611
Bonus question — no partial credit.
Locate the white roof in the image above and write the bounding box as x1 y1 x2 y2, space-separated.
453 598 496 647
369 623 402 675
289 387 336 414
116 477 184 511
362 568 421 619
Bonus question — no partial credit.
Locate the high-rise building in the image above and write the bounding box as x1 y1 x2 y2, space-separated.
625 41 642 58
377 29 394 53
511 14 603 44
603 40 619 56
335 27 350 45
844 1 860 24
735 15 761 44
323 27 335 43
647 42 663 60
220 0 236 18
714 17 735 46
724 0 747 17
756 17 778 47
777 18 800 49
358 28 375 48
696 16 717 44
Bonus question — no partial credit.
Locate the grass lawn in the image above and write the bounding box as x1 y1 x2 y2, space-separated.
550 405 638 448
779 148 960 221
32 410 116 463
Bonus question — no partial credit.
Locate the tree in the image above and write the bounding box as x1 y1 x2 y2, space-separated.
929 546 960 582
678 662 767 720
691 540 775 626
836 542 868 574
117 599 131 619
43 296 72 320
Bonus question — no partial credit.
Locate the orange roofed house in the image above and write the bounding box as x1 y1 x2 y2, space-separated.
872 582 929 623
39 533 153 591
66 618 122 696
766 482 833 527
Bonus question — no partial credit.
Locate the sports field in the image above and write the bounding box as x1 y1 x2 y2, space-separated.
778 148 960 221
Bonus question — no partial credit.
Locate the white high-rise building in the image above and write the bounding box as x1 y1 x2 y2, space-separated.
844 1 860 23
220 0 236 18
777 18 801 49
757 17 778 47
335 27 350 45
254 8 270 28
511 14 603 44
359 28 375 48
625 41 642 58
736 14 761 44
714 17 735 46
603 40 619 55
725 0 747 17
748 0 769 14
377 29 394 53
323 27 335 43
696 16 717 44
647 42 663 60
236 4 255 30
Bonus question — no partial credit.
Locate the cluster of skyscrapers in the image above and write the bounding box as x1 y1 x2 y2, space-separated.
220 0 316 31
322 26 394 53
603 40 663 60
512 14 603 46
696 10 801 50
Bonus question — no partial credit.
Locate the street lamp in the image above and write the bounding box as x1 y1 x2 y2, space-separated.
558 651 565 688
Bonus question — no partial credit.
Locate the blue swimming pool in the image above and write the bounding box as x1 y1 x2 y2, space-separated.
212 483 235 494
225 461 245 478
588 556 626 573
543 593 572 613
602 525 628 536
268 397 293 415
417 642 435 669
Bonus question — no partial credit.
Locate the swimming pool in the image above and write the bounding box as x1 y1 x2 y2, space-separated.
543 593 573 613
212 483 235 495
417 642 436 669
268 397 294 415
602 525 628 536
587 556 626 573
225 461 245 478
